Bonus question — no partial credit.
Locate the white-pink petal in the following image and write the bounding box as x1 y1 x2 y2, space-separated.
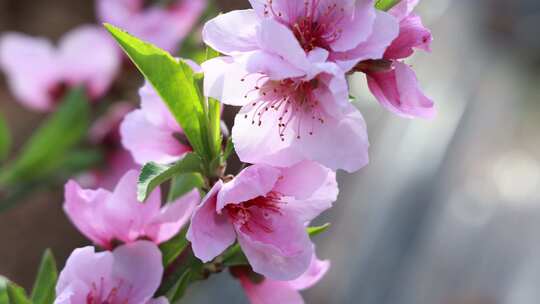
217 164 280 211
202 9 261 55
187 181 236 262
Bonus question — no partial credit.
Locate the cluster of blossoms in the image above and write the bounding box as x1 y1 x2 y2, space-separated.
0 0 434 303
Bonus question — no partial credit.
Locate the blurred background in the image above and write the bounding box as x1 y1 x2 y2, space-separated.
1 0 539 303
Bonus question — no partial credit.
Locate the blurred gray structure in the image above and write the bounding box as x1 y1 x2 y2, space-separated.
1 0 540 303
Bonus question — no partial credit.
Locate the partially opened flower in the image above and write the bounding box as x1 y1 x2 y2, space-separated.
203 0 399 73
237 254 330 304
120 81 192 165
204 53 369 172
55 241 167 304
97 0 207 53
64 170 200 249
187 161 338 280
361 0 435 118
0 25 119 111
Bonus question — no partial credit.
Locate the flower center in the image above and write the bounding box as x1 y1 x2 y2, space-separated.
48 82 69 105
263 0 345 52
86 278 132 304
225 192 284 233
241 76 326 141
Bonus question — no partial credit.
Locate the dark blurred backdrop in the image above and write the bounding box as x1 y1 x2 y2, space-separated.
1 0 539 303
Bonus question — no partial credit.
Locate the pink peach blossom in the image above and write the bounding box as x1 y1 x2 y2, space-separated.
96 0 206 53
187 161 338 280
203 54 369 172
120 81 192 165
0 25 120 111
203 0 399 73
64 170 200 249
76 102 138 190
364 0 435 119
239 254 330 304
55 241 167 304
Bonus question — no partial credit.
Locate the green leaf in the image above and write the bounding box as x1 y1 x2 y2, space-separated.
0 113 10 162
375 0 401 11
207 98 222 162
138 153 202 202
308 223 331 237
160 227 190 267
0 277 9 304
166 269 193 303
158 254 204 298
105 24 208 160
31 249 57 304
167 173 206 202
6 282 31 304
222 243 248 267
222 137 234 161
0 87 89 185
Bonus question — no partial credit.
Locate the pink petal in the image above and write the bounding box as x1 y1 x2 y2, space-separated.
232 104 306 169
187 181 236 262
120 109 190 165
59 25 120 100
238 219 314 281
240 276 304 304
96 0 140 27
217 164 280 211
384 14 432 60
146 189 200 243
90 148 138 191
55 246 113 303
256 18 310 74
388 0 420 21
63 180 114 248
331 10 400 71
0 32 60 111
202 9 260 55
97 0 206 53
139 81 181 131
111 241 164 303
248 0 305 23
367 61 435 119
288 254 331 290
298 103 370 173
103 170 161 243
244 50 307 80
329 0 376 52
274 161 338 223
202 56 263 107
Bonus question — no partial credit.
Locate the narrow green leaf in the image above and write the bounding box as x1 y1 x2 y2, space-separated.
168 173 206 202
158 254 204 297
166 269 193 303
0 88 89 185
160 227 190 267
222 137 234 161
0 113 10 162
222 243 248 267
375 0 401 11
0 277 9 304
31 249 57 304
6 282 31 304
207 98 222 160
138 153 202 202
105 24 207 158
308 223 331 237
